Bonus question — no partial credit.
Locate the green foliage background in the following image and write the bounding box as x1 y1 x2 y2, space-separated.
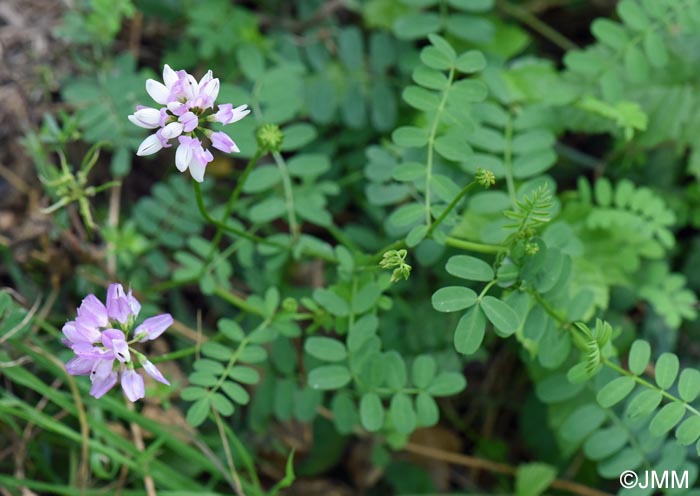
2 0 700 494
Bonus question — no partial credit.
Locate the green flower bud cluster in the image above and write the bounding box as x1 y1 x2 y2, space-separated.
379 249 412 283
256 123 284 153
475 168 496 188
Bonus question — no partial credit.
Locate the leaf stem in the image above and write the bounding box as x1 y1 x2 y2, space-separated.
192 181 284 249
212 408 246 496
272 150 300 241
214 286 266 317
503 115 516 208
444 237 505 254
495 0 579 52
478 279 499 299
603 359 700 418
207 150 263 257
426 180 478 238
425 66 456 226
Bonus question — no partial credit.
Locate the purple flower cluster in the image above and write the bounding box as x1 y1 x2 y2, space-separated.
63 283 173 402
129 64 251 182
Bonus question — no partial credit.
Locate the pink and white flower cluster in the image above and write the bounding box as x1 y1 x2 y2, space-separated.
129 64 250 182
63 283 173 402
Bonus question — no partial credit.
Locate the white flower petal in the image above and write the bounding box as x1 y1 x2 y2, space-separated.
200 78 220 102
163 64 178 88
198 70 213 88
175 143 193 172
161 122 184 139
189 161 206 183
229 105 251 124
143 360 170 385
146 79 170 105
136 134 163 156
128 108 161 128
183 74 198 101
167 101 185 114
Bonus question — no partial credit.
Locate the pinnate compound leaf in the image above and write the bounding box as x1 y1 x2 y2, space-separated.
305 337 347 362
393 126 429 148
515 463 557 496
584 426 628 461
676 416 700 446
308 365 351 390
649 402 686 437
628 340 650 375
384 351 407 389
393 13 441 40
201 342 231 361
415 392 439 427
186 397 210 427
432 286 478 312
390 393 416 434
403 86 440 111
420 47 452 71
219 318 245 341
446 255 494 281
655 352 679 390
188 371 218 387
360 392 384 432
643 30 668 67
427 372 467 396
221 381 250 405
389 203 425 227
596 376 635 408
230 366 259 384
412 356 437 389
181 386 207 401
406 224 428 247
617 0 650 30
480 296 519 336
332 392 359 434
626 390 662 419
313 288 350 317
211 393 234 416
679 369 700 403
455 50 486 73
454 305 486 355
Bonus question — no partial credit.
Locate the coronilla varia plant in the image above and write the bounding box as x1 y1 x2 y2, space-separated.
2 0 700 494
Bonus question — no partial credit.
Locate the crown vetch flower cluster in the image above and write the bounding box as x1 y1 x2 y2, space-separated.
129 65 251 182
63 283 173 402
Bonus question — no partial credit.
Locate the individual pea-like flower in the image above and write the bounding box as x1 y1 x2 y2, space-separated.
62 283 173 401
129 64 251 182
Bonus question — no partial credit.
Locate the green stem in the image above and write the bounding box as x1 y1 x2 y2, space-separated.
214 286 266 317
603 359 700 418
530 290 569 328
495 0 579 52
209 150 263 255
192 181 284 249
531 287 700 419
150 277 198 293
478 279 499 300
503 115 516 208
425 66 456 226
150 345 200 364
212 409 246 496
88 180 121 196
327 224 361 252
216 416 262 491
272 151 299 241
426 180 478 238
444 237 505 254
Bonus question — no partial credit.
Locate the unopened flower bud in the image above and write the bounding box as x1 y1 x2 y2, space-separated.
256 124 284 153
